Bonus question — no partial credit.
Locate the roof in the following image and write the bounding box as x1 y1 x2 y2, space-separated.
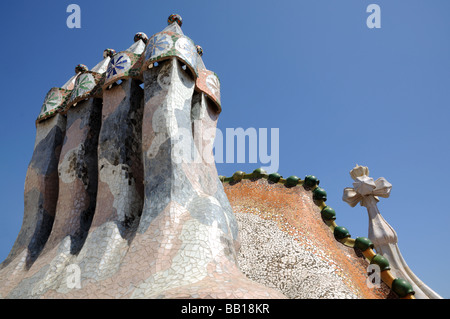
221 168 415 299
36 14 222 125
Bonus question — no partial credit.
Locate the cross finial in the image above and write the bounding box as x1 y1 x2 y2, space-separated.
343 164 391 207
341 165 442 299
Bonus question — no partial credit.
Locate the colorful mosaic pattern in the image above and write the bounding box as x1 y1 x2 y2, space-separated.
65 71 104 110
37 18 222 124
219 170 418 299
196 45 203 57
37 88 71 122
143 32 198 77
107 54 132 78
0 58 283 299
134 32 148 44
168 14 182 26
195 69 221 113
73 73 96 97
2 15 426 301
175 37 197 67
103 51 144 89
146 33 173 57
75 64 88 74
224 179 393 299
103 48 116 58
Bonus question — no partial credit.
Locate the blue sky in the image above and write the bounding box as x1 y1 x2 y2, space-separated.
0 0 449 298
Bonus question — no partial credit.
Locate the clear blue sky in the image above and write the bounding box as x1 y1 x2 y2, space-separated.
0 0 448 298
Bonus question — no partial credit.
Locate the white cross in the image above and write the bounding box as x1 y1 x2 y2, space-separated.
342 165 442 299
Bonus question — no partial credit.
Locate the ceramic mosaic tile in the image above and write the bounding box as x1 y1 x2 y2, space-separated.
2 114 66 270
62 74 78 90
1 14 404 300
65 71 104 111
195 69 221 113
168 14 182 27
103 51 144 89
143 32 199 77
224 179 393 299
37 88 72 123
91 55 113 74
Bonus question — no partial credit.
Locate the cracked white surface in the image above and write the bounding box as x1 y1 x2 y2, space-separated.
235 212 359 299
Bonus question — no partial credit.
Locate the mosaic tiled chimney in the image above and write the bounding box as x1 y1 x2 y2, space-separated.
0 14 286 299
0 15 420 300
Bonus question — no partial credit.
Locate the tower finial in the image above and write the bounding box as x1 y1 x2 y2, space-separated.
196 45 203 56
75 64 88 74
134 32 148 44
103 48 116 59
168 14 182 27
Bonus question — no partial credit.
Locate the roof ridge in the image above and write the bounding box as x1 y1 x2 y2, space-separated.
220 167 416 299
